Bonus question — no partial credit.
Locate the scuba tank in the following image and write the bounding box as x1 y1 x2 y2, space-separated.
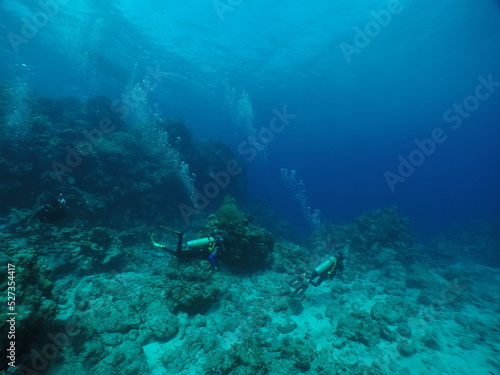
314 256 337 274
187 237 215 249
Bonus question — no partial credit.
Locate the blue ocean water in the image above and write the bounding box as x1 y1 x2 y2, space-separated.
3 3 500 374
1 0 499 239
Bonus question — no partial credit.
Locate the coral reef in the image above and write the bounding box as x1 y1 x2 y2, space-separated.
208 197 275 270
79 227 125 271
163 260 224 315
1 210 499 375
336 311 381 346
0 89 246 229
1 89 499 375
352 206 414 253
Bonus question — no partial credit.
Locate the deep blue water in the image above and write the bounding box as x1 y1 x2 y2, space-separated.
1 0 500 239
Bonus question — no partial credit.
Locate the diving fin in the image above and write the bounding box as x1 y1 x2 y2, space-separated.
289 273 307 288
159 226 182 235
151 226 182 248
151 233 167 248
292 278 310 298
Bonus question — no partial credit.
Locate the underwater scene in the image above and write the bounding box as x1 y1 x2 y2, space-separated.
1 0 500 374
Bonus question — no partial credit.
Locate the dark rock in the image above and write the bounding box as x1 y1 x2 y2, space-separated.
397 323 412 338
406 263 434 289
287 297 304 315
336 312 380 346
421 333 440 350
380 325 397 342
397 339 417 357
276 322 298 334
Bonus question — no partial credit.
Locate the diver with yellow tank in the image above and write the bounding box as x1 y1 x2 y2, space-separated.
289 252 345 297
151 226 223 270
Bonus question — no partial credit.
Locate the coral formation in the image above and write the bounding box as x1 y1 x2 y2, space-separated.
352 206 414 252
210 196 275 270
163 260 223 315
0 89 246 228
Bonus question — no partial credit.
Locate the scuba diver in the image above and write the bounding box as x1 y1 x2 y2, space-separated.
289 252 345 298
151 226 223 270
2 194 67 232
29 194 67 223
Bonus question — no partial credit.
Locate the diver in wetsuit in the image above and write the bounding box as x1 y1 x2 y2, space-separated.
290 252 345 298
30 195 67 223
3 194 67 232
151 226 222 270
